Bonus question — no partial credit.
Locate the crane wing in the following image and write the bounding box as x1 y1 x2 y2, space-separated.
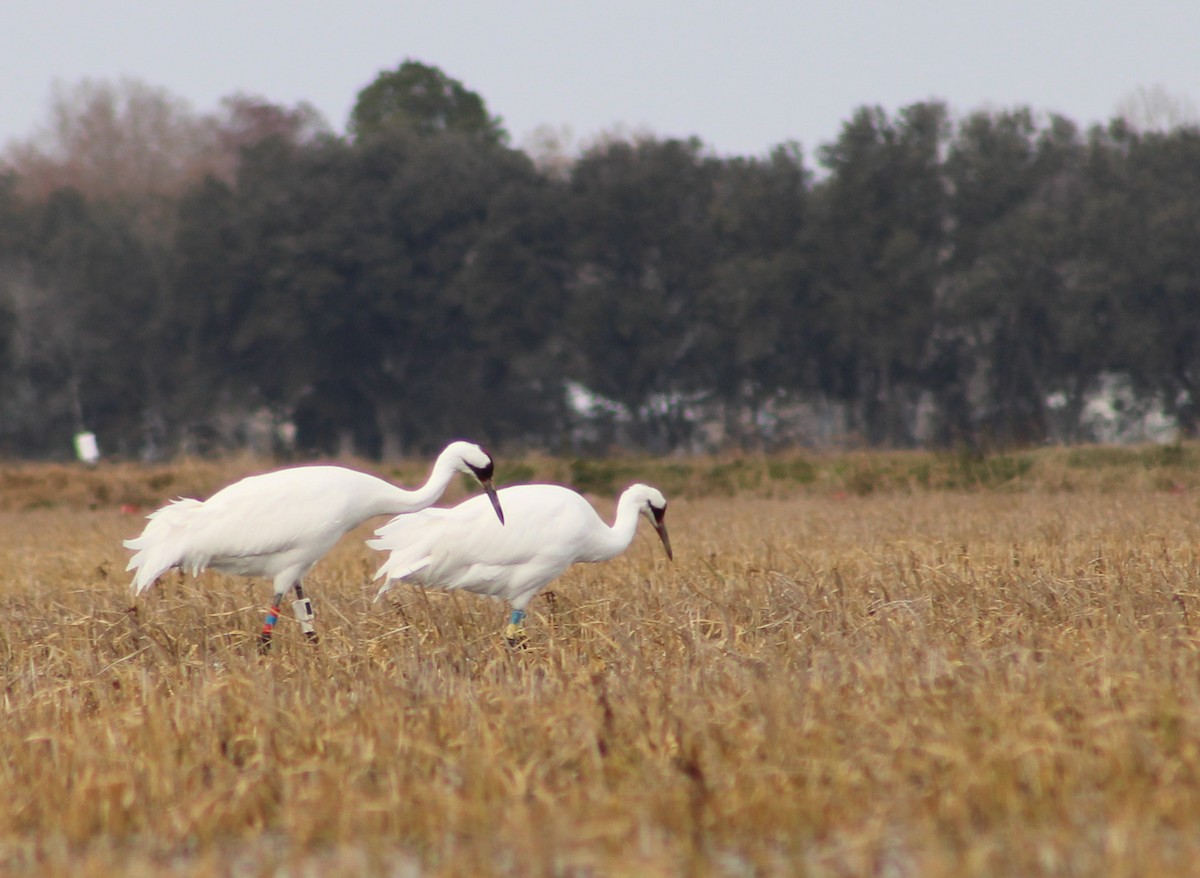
368 485 600 604
124 467 381 592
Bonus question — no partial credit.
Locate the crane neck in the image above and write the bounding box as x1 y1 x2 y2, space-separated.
590 490 644 561
379 451 462 516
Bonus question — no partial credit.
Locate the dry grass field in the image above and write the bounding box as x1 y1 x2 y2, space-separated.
3 447 1200 876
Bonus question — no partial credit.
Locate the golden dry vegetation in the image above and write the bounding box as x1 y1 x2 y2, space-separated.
3 447 1200 876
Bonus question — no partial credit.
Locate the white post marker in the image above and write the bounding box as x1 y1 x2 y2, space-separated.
74 431 100 465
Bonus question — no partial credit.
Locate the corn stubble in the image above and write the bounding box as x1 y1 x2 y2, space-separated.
3 480 1200 876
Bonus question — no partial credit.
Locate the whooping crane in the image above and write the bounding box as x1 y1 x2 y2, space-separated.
124 440 504 649
370 482 672 645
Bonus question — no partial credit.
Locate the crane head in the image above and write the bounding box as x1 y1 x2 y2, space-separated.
442 441 505 524
632 484 672 561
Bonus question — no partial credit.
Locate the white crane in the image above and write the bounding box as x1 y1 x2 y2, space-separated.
370 482 672 645
124 440 504 649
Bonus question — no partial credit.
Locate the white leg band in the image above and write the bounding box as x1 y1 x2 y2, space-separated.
291 598 315 634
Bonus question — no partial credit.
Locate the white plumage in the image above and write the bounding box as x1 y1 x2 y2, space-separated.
124 440 503 647
370 482 672 642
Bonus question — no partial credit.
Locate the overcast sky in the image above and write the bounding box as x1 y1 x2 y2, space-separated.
2 1 1197 160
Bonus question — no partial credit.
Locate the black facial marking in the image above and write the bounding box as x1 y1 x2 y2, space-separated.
650 504 666 524
469 459 495 482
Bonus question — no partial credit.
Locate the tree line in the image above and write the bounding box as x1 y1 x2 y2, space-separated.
1 62 1198 459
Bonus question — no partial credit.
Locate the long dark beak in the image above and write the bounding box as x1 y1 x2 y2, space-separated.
482 479 505 525
652 511 673 561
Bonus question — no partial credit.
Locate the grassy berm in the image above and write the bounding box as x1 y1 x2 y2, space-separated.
2 445 1200 876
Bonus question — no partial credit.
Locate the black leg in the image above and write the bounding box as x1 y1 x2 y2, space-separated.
259 601 282 653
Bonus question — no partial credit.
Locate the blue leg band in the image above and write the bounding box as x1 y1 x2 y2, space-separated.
509 609 526 625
